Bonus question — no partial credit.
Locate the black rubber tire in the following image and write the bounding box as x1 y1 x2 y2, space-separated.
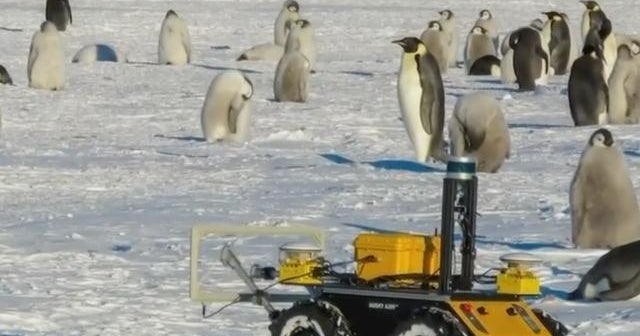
269 302 338 336
533 309 570 336
390 312 452 336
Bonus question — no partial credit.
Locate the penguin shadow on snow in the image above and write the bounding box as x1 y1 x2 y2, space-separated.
0 26 22 32
319 153 445 173
154 134 205 142
191 63 262 74
507 123 570 129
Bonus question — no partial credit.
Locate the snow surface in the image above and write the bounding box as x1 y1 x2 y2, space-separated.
1 0 640 335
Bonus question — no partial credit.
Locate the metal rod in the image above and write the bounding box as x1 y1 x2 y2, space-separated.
459 177 478 290
439 178 457 294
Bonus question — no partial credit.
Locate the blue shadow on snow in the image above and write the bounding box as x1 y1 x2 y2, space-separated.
320 153 444 173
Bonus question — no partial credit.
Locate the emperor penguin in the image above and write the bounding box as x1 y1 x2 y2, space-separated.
449 92 510 173
580 1 617 80
569 240 640 301
420 21 449 74
393 37 446 163
464 26 497 75
28 21 65 91
237 43 284 62
45 0 72 32
0 65 13 85
607 42 640 124
509 27 550 91
274 0 301 46
201 71 254 143
474 9 499 51
580 0 607 44
284 19 316 72
274 21 311 103
541 11 572 75
437 9 459 68
72 44 126 64
568 29 608 126
469 55 501 76
158 10 192 66
570 128 640 249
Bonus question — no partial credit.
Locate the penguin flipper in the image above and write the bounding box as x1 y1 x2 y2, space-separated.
417 55 434 134
65 0 72 24
598 271 640 301
535 45 550 74
228 102 241 134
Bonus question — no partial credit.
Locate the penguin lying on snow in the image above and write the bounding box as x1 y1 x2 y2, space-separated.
393 37 446 163
569 239 640 301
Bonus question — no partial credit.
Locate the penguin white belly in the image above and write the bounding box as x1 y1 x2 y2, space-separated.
202 98 231 142
398 70 430 162
30 40 64 90
581 12 590 43
160 35 188 65
603 34 618 81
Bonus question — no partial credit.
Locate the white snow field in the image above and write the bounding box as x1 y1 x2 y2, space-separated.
1 0 640 335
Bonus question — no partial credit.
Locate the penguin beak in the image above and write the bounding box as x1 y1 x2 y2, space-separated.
392 39 406 48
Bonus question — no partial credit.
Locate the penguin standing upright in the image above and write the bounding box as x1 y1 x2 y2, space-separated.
201 71 254 143
474 9 499 51
274 20 311 102
449 92 510 173
45 0 72 32
571 128 640 249
284 19 316 72
580 1 617 80
568 29 609 126
28 21 65 90
437 9 458 68
393 37 446 163
420 21 449 73
158 10 191 65
541 11 572 75
274 0 301 46
464 26 496 74
607 43 640 124
509 27 549 91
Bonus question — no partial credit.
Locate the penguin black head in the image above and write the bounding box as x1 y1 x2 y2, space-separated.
296 19 311 28
166 9 178 18
479 9 492 20
542 11 564 21
439 9 454 20
242 75 254 101
583 28 605 60
471 26 488 35
392 37 424 53
286 0 300 13
580 0 601 10
428 21 442 31
589 128 614 147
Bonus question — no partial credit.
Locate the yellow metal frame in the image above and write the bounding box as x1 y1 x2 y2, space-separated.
189 223 325 303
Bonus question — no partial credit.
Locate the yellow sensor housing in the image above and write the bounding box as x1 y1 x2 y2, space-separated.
278 243 323 285
496 253 542 296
